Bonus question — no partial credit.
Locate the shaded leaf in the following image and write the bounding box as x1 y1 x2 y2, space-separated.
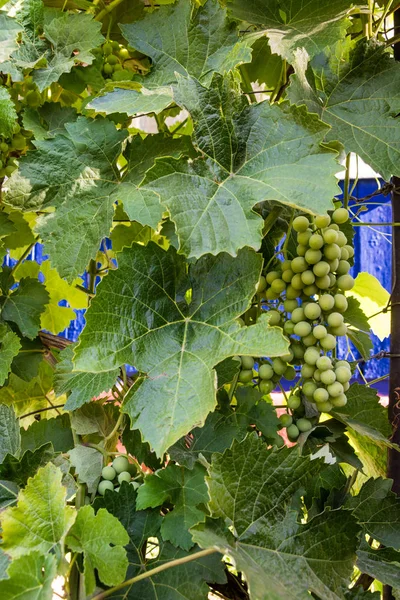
0 14 23 62
0 480 19 511
357 543 400 589
0 324 21 387
0 404 20 464
343 296 370 332
0 87 17 139
20 413 74 454
68 445 103 495
1 278 49 339
0 552 57 600
0 443 54 488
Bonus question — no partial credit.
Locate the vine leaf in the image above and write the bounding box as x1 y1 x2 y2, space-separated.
20 413 74 454
137 463 209 550
5 117 127 281
0 552 57 600
65 505 129 595
357 541 400 589
120 0 251 90
68 445 103 495
347 329 373 360
0 361 54 422
226 0 360 62
0 480 19 511
0 405 20 464
0 14 23 63
88 83 173 117
192 434 360 599
0 324 21 387
0 443 54 488
1 462 76 558
287 40 400 179
0 87 18 139
343 296 370 332
74 243 289 456
54 345 119 411
143 74 339 259
349 272 390 341
1 278 49 339
347 477 400 549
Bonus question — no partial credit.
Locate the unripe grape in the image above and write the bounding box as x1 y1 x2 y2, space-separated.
266 288 280 300
340 247 350 261
301 364 315 378
256 276 267 293
316 356 332 371
328 273 337 287
313 368 321 382
129 481 141 490
301 270 315 285
287 424 300 440
291 307 305 324
291 273 304 290
302 333 317 347
103 42 113 55
332 208 349 224
112 69 133 81
293 216 310 232
327 312 344 328
112 456 130 474
274 435 285 448
284 366 296 380
241 356 254 369
259 363 274 380
297 229 313 245
11 135 26 150
5 165 16 177
288 394 301 409
283 320 295 334
316 275 330 290
98 480 114 495
315 400 332 412
272 357 287 375
266 271 280 284
279 413 293 427
314 214 331 228
327 381 344 397
304 302 321 320
336 231 348 247
239 369 253 383
334 294 348 312
335 360 351 370
309 233 324 249
296 244 307 256
260 380 273 395
281 349 294 362
304 284 318 296
335 366 351 383
282 269 294 283
282 260 292 271
314 387 329 403
286 285 298 299
102 466 116 480
291 257 307 273
304 347 320 365
319 294 335 311
237 317 245 327
322 228 339 244
343 381 350 392
337 274 354 291
328 258 339 272
344 245 354 258
337 260 350 275
119 47 130 59
106 54 119 64
0 142 8 153
331 394 347 408
320 369 336 385
268 310 281 326
303 380 317 397
313 261 330 277
294 321 312 337
118 471 131 484
26 90 42 107
103 62 114 75
305 248 322 265
271 278 286 293
284 299 298 312
324 243 341 260
313 324 327 339
320 333 336 350
296 418 312 432
291 343 305 359
330 324 347 336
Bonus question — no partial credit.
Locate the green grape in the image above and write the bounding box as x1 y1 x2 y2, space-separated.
236 317 245 327
319 294 335 311
343 381 350 392
0 168 6 178
98 480 114 495
314 214 331 228
102 466 116 480
335 366 351 383
291 257 307 273
320 333 336 350
296 244 307 256
291 273 304 290
322 228 339 244
241 356 254 369
293 321 312 337
303 284 318 296
313 324 327 339
291 307 305 324
13 123 21 134
4 165 16 177
315 275 330 290
106 54 119 65
239 369 253 383
272 357 287 375
118 471 131 484
309 233 324 250
0 142 8 153
327 312 344 328
313 387 329 403
271 278 286 293
112 456 130 474
282 260 292 271
266 270 280 284
282 269 294 283
336 231 348 247
334 293 348 312
279 413 293 427
129 481 141 490
284 299 298 312
313 368 321 382
267 310 281 325
305 248 322 265
344 244 355 258
283 320 295 334
324 243 341 260
286 285 298 299
111 40 120 50
297 229 312 245
328 273 336 287
113 63 123 71
315 400 332 413
256 276 267 294
320 369 336 385
330 324 347 336
340 247 349 261
296 418 312 432
304 347 320 365
328 258 339 272
103 42 113 55
25 90 42 107
11 135 26 151
287 394 301 409
303 380 317 397
274 435 285 448
301 270 315 285
302 333 317 347
259 363 274 380
260 379 273 395
337 259 351 275
281 349 294 362
112 69 133 81
119 47 130 60
331 394 347 408
266 288 280 300
337 274 355 291
313 261 330 277
316 356 332 371
284 366 296 380
287 424 300 440
103 62 114 75
332 207 349 224
335 360 351 370
291 343 305 360
301 364 315 378
293 216 310 232
303 302 321 320
327 381 344 397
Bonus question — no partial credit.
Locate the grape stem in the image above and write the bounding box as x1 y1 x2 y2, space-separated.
90 548 218 600
95 0 125 21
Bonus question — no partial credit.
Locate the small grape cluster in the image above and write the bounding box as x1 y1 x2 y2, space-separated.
0 124 32 179
97 455 139 496
99 40 134 82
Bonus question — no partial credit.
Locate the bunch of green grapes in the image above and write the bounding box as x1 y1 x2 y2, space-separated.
0 124 32 179
97 455 139 495
11 77 43 109
99 40 134 82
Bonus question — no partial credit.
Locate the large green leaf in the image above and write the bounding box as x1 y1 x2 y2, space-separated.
0 14 23 63
65 505 129 595
143 74 338 258
0 87 17 140
68 445 103 495
5 117 127 281
87 83 173 117
0 324 21 387
348 477 400 549
226 0 361 62
1 462 76 557
288 41 400 179
0 405 20 464
74 243 288 456
20 413 74 454
120 0 251 90
357 543 400 589
0 552 57 600
137 463 208 550
1 278 49 339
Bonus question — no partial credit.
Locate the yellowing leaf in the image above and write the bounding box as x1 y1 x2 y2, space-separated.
349 272 390 341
